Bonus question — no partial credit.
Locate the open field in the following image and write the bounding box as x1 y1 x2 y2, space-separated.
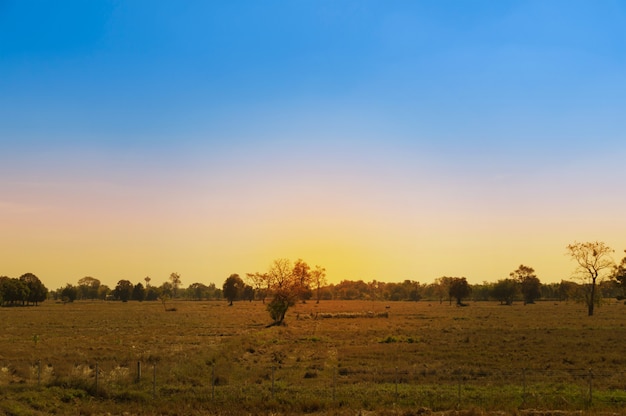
0 299 625 415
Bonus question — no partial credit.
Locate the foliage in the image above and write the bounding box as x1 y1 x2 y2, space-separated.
613 250 626 298
113 280 134 302
131 283 145 301
566 241 615 316
491 279 518 305
169 273 182 298
222 274 244 306
448 277 471 305
19 273 48 305
510 264 541 304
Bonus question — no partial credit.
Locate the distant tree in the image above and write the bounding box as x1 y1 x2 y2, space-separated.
223 274 244 306
510 265 541 304
77 276 100 300
566 241 615 316
292 259 312 303
433 276 454 304
265 258 301 325
145 285 160 301
60 284 78 303
471 282 493 301
97 285 111 300
448 277 471 306
246 272 269 303
491 279 519 305
188 282 209 300
113 280 134 302
169 273 182 298
311 265 327 304
558 280 580 302
132 283 145 301
159 282 174 298
242 284 255 302
613 250 626 299
19 273 48 305
0 276 29 306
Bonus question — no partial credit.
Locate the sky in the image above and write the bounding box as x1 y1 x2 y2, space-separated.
1 0 625 290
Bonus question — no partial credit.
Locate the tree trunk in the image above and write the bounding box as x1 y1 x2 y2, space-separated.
588 278 596 316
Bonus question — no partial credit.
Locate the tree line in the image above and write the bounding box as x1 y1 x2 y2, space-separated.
3 241 625 321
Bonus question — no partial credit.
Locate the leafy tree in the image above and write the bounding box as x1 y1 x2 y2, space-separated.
145 285 160 301
19 273 48 305
263 258 313 326
433 276 454 304
613 250 626 299
187 282 209 300
246 272 269 303
113 280 134 302
491 279 518 305
242 284 255 302
223 274 244 306
566 241 615 316
77 276 100 300
510 265 542 304
159 282 174 298
169 272 182 298
292 259 312 303
61 284 78 302
448 277 471 306
311 265 327 304
132 283 145 301
0 276 29 306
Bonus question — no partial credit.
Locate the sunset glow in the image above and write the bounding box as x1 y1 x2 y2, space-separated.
1 1 625 289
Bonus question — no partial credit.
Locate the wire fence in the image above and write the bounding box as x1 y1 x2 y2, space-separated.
2 359 626 411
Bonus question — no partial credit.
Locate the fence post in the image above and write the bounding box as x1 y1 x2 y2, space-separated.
136 361 141 383
395 366 399 403
271 366 275 399
332 367 336 402
522 368 526 406
94 362 99 395
211 364 215 400
457 370 462 407
152 363 157 399
37 360 41 386
589 368 593 406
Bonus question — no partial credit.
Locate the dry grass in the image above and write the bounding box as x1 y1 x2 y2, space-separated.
0 299 625 414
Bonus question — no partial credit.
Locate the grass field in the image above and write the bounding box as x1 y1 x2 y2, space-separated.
0 299 625 415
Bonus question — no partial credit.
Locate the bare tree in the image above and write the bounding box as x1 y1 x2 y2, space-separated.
311 265 327 304
169 273 181 298
566 241 614 316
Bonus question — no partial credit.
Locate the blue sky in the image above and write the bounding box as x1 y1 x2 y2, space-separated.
1 1 625 288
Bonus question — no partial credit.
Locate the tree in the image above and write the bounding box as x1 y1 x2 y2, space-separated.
113 280 134 302
448 277 471 306
169 273 182 298
292 259 312 303
60 284 78 303
223 274 244 306
432 276 454 304
613 250 626 299
77 276 100 300
510 265 541 304
311 265 327 304
264 258 312 326
187 282 209 300
491 279 519 305
19 273 48 305
0 276 29 306
132 283 145 301
566 241 615 316
246 272 269 303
